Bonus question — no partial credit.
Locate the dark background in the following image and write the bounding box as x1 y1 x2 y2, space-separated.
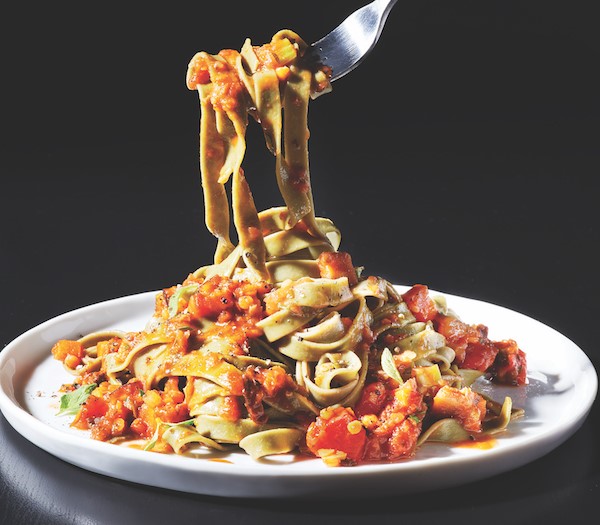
1 1 599 524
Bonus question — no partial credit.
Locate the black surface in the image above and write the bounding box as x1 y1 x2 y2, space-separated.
1 1 599 524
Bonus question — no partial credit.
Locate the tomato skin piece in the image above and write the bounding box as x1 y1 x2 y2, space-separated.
306 407 366 462
401 285 438 323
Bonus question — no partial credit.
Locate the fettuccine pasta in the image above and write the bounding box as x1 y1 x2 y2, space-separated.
51 31 527 466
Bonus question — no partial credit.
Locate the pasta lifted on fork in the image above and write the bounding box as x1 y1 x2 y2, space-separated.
51 31 527 466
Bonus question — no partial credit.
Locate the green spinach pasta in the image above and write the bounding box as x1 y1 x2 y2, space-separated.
51 31 527 466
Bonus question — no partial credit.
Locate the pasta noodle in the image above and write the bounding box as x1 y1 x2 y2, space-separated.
50 31 527 466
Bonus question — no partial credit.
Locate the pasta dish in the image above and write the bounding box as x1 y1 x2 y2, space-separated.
51 31 527 466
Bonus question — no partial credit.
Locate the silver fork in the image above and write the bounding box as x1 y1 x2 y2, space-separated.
310 0 399 82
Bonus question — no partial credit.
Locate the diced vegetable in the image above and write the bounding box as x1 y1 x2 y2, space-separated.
306 406 366 463
317 251 358 286
401 285 438 323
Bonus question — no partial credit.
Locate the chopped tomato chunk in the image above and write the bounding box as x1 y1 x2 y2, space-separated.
76 393 108 421
317 251 358 286
306 406 366 463
430 385 486 433
402 285 438 322
51 339 85 367
491 339 528 385
434 314 491 367
461 339 499 372
360 379 426 461
74 378 189 443
434 314 474 364
385 418 422 459
188 276 235 320
183 275 271 344
354 381 389 418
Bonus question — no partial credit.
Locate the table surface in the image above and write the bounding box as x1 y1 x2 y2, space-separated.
2 2 599 524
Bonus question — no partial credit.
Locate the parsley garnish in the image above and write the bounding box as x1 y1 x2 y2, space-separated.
57 384 97 416
381 348 403 384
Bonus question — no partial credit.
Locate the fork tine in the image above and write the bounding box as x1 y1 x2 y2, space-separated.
310 0 398 82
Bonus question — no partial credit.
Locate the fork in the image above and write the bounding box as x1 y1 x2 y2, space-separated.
310 0 399 82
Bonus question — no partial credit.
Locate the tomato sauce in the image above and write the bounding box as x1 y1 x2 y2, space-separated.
455 434 497 450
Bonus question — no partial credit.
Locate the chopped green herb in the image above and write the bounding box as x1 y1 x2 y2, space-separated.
381 348 403 384
57 383 97 416
168 284 200 318
408 415 421 424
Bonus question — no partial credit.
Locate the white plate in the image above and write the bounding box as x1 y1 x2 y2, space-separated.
0 287 597 498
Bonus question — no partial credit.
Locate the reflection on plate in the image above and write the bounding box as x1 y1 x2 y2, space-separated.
0 288 596 498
